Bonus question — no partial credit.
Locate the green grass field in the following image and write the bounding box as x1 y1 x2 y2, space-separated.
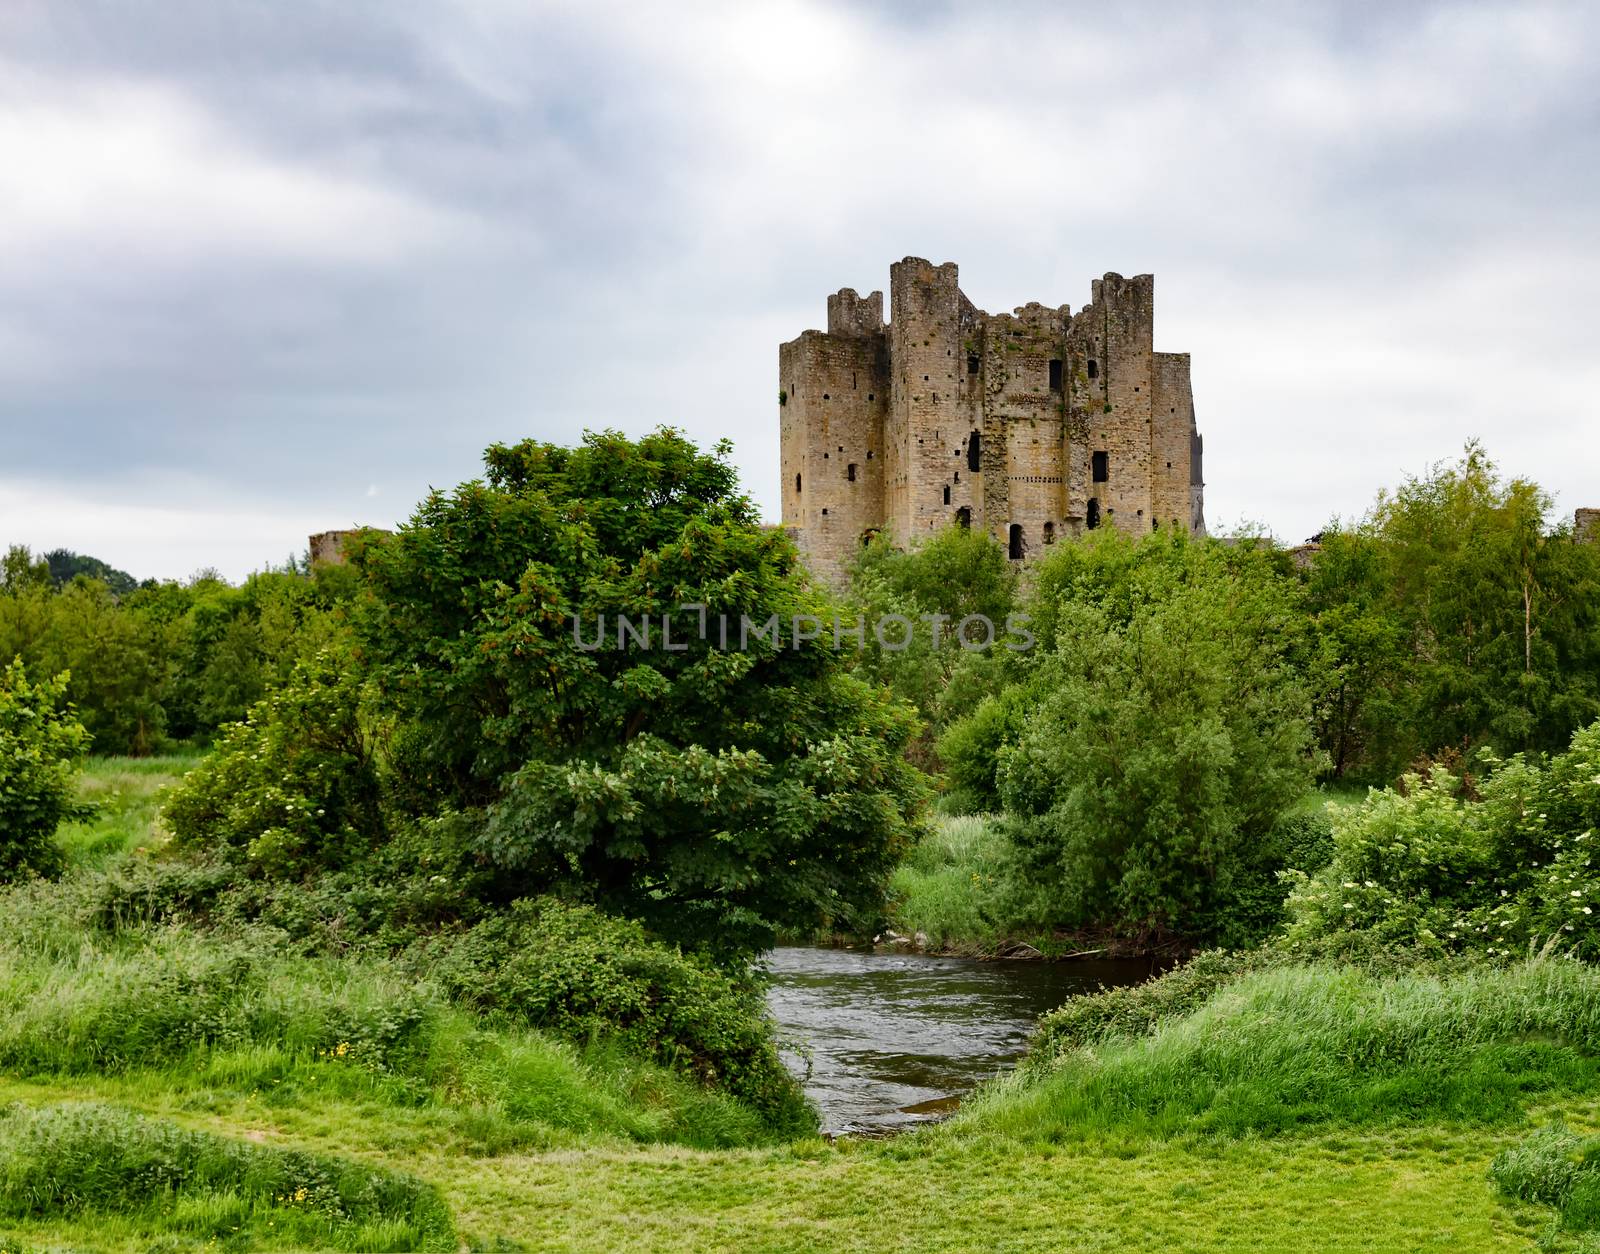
0 759 1590 1252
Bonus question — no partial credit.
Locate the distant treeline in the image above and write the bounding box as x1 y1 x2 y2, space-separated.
0 545 357 754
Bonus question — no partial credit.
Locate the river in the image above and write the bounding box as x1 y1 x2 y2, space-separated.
764 945 1157 1135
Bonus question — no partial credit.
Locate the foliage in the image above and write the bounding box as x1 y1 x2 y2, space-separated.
163 652 384 877
845 526 1020 765
354 427 928 955
1281 718 1600 959
421 897 810 1131
0 1102 455 1250
1309 444 1600 780
0 549 351 754
0 660 89 882
990 530 1319 936
40 548 137 594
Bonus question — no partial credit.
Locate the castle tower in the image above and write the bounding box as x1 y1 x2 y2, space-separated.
779 260 1204 580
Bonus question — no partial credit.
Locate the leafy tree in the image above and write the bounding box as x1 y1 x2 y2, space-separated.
845 525 1020 767
983 530 1319 935
41 549 137 595
351 427 927 956
1 545 50 592
0 659 90 880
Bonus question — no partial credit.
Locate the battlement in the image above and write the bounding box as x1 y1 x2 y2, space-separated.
827 288 885 337
780 259 1204 580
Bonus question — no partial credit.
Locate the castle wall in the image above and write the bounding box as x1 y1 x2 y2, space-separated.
781 260 1204 579
778 294 890 581
1577 508 1599 544
1151 351 1195 532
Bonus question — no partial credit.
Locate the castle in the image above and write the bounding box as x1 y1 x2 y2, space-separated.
779 258 1205 580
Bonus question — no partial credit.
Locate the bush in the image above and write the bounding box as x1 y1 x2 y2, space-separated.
0 659 89 882
422 897 812 1134
163 651 384 876
1282 718 1600 959
888 814 1016 948
0 1102 454 1250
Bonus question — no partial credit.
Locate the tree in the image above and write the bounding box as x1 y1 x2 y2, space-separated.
0 659 89 881
353 427 928 956
976 529 1319 934
845 525 1020 766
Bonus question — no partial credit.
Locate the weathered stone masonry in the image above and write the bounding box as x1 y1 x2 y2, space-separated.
780 258 1206 581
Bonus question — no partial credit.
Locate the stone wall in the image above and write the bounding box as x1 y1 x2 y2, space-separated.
1577 508 1600 544
780 259 1205 578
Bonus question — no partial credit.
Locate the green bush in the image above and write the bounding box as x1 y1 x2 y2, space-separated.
163 651 384 876
422 897 812 1134
0 1102 454 1250
888 814 1015 948
0 659 89 882
1282 718 1600 958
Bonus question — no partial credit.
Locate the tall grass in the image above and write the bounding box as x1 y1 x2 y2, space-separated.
51 752 199 867
0 911 776 1152
888 814 1015 949
0 1101 453 1250
959 958 1600 1142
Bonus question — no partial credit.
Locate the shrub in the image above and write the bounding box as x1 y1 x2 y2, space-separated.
421 897 812 1134
163 651 384 876
0 1102 453 1250
0 659 89 882
1282 718 1600 958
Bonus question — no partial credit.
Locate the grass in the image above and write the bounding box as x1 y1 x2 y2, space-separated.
887 814 1015 951
6 757 1600 1250
52 751 202 867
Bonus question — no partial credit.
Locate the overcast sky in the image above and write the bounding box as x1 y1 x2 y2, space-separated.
2 1 1597 581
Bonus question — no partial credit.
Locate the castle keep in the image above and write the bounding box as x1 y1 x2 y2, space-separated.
779 258 1205 579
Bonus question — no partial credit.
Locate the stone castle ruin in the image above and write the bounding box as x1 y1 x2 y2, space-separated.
780 257 1205 580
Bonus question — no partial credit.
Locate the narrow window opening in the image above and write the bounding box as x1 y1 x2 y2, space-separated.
821 508 828 516
1087 359 1099 379
1048 359 1063 391
966 430 981 473
953 471 959 483
943 485 951 505
822 393 830 400
1008 524 1025 560
1043 521 1055 545
852 371 857 389
795 473 801 493
867 393 874 401
1092 451 1109 483
1152 518 1159 532
1087 498 1101 530
847 463 858 483
967 355 979 374
867 450 874 459
955 506 971 530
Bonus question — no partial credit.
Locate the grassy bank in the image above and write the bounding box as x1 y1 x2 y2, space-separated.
4 758 1598 1251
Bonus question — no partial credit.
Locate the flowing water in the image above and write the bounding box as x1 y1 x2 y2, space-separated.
764 945 1157 1135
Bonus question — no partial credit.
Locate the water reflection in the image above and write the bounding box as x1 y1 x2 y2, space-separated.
764 945 1155 1135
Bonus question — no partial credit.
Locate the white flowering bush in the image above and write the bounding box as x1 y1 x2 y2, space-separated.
163 651 384 876
1282 719 1600 959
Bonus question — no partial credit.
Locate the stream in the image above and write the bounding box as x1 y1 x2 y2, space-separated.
764 945 1156 1135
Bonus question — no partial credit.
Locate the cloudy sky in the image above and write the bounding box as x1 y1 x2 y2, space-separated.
2 1 1597 580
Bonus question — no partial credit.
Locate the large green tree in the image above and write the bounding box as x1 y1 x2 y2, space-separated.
353 427 927 955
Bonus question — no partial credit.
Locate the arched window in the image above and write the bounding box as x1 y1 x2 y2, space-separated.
1043 521 1055 545
1008 524 1025 560
1086 498 1101 530
1087 359 1099 379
